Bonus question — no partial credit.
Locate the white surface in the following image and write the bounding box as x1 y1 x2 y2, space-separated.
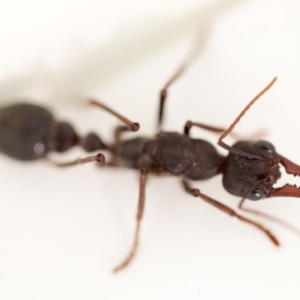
0 1 300 300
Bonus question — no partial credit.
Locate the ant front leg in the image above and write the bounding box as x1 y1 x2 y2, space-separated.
238 198 300 237
182 179 280 246
113 167 149 273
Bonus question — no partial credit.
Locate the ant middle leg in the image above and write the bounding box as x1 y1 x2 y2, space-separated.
157 27 210 130
113 167 149 273
182 179 280 246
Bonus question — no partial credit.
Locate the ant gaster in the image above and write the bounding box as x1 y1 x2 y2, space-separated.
0 102 109 161
1 32 300 273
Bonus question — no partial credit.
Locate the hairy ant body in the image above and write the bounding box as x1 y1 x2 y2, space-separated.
1 31 300 273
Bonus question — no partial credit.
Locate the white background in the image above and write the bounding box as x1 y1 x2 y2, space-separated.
0 0 300 299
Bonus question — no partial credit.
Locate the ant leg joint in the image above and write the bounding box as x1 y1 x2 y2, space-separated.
184 120 193 135
160 89 167 100
140 167 149 174
131 122 140 132
95 153 105 164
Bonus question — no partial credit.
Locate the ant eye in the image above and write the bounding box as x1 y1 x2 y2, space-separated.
247 188 266 201
255 140 275 153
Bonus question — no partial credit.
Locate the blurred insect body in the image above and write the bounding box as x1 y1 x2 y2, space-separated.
1 30 300 274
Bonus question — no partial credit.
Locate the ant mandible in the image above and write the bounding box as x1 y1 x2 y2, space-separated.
0 30 300 273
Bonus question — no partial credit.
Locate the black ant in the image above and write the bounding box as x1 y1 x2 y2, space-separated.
1 33 300 274
0 101 118 163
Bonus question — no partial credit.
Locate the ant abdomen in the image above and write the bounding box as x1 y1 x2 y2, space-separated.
0 103 54 160
0 103 106 161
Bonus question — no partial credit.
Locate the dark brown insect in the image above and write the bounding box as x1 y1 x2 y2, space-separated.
0 102 108 161
1 32 300 274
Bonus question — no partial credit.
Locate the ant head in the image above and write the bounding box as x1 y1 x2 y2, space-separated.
218 77 300 200
222 140 300 200
222 140 281 200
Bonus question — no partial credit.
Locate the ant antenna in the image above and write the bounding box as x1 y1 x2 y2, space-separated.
218 77 277 159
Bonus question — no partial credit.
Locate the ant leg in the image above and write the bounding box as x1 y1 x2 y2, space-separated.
182 179 280 246
184 121 267 141
104 124 140 166
158 65 187 130
157 27 210 130
89 99 140 132
114 125 137 144
49 153 105 167
87 99 140 166
113 167 149 273
217 77 277 159
184 121 226 136
238 198 300 237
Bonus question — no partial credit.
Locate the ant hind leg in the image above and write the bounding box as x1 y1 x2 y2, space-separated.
48 153 105 167
113 167 149 273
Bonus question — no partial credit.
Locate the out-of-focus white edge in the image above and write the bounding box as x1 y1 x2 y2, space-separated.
0 0 248 103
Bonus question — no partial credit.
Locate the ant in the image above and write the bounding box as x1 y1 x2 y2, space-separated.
1 32 300 274
0 102 110 162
